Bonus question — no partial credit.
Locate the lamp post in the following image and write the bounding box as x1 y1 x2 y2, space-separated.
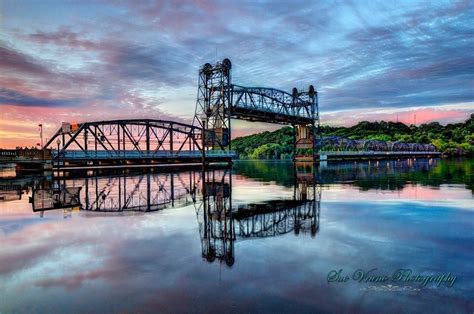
56 139 61 177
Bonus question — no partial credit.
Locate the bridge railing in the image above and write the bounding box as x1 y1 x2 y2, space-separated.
52 150 237 160
319 151 441 156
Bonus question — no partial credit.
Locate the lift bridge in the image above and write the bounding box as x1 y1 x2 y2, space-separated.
44 58 320 167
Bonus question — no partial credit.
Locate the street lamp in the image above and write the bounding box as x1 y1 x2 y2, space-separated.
56 139 61 177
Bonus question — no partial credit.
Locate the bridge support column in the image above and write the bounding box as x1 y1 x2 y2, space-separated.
293 85 321 163
294 124 314 162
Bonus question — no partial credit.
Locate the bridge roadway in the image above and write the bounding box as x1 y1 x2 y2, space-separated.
51 149 236 168
53 150 439 161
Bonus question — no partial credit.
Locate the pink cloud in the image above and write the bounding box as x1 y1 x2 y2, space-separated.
322 107 472 127
28 29 103 51
0 98 180 148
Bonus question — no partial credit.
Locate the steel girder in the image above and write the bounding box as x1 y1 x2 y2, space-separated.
231 85 316 125
44 119 202 154
320 136 438 152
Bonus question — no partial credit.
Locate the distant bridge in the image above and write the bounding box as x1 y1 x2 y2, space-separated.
0 148 52 171
318 150 440 161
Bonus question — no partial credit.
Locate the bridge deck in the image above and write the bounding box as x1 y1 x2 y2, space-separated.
50 150 235 168
52 150 236 160
318 151 441 161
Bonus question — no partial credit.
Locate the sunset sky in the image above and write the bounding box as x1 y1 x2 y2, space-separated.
1 0 473 148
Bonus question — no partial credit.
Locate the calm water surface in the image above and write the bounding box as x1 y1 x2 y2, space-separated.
0 158 473 313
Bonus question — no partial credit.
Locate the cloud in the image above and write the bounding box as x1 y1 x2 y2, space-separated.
0 88 81 107
315 1 474 111
28 29 103 50
0 45 52 77
102 43 194 86
0 0 473 147
321 103 473 127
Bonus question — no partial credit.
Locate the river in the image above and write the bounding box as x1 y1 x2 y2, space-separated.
0 158 472 313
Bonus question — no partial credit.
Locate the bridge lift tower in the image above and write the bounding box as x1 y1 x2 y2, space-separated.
194 59 233 151
193 58 321 162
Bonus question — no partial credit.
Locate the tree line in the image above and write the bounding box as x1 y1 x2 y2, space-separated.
231 114 473 159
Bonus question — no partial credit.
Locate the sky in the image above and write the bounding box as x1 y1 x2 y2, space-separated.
0 0 473 148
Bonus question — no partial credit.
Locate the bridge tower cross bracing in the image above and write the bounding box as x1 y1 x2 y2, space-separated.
194 59 232 152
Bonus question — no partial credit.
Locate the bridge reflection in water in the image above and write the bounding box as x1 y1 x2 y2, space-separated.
28 164 321 266
30 171 201 213
26 158 445 266
196 166 321 267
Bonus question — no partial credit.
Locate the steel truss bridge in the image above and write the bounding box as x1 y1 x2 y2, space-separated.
44 119 235 167
44 58 321 166
42 58 438 166
318 135 440 159
193 59 320 161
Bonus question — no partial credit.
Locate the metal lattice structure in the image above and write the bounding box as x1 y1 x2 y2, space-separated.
195 168 234 266
233 199 320 238
194 59 321 160
43 119 220 165
45 119 202 153
320 136 438 153
231 85 316 125
194 59 233 151
42 59 438 164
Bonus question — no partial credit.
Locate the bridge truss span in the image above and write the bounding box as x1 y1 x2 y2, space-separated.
194 58 321 160
231 85 315 125
42 119 229 166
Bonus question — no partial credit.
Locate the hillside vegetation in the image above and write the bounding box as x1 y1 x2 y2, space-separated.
231 114 473 159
